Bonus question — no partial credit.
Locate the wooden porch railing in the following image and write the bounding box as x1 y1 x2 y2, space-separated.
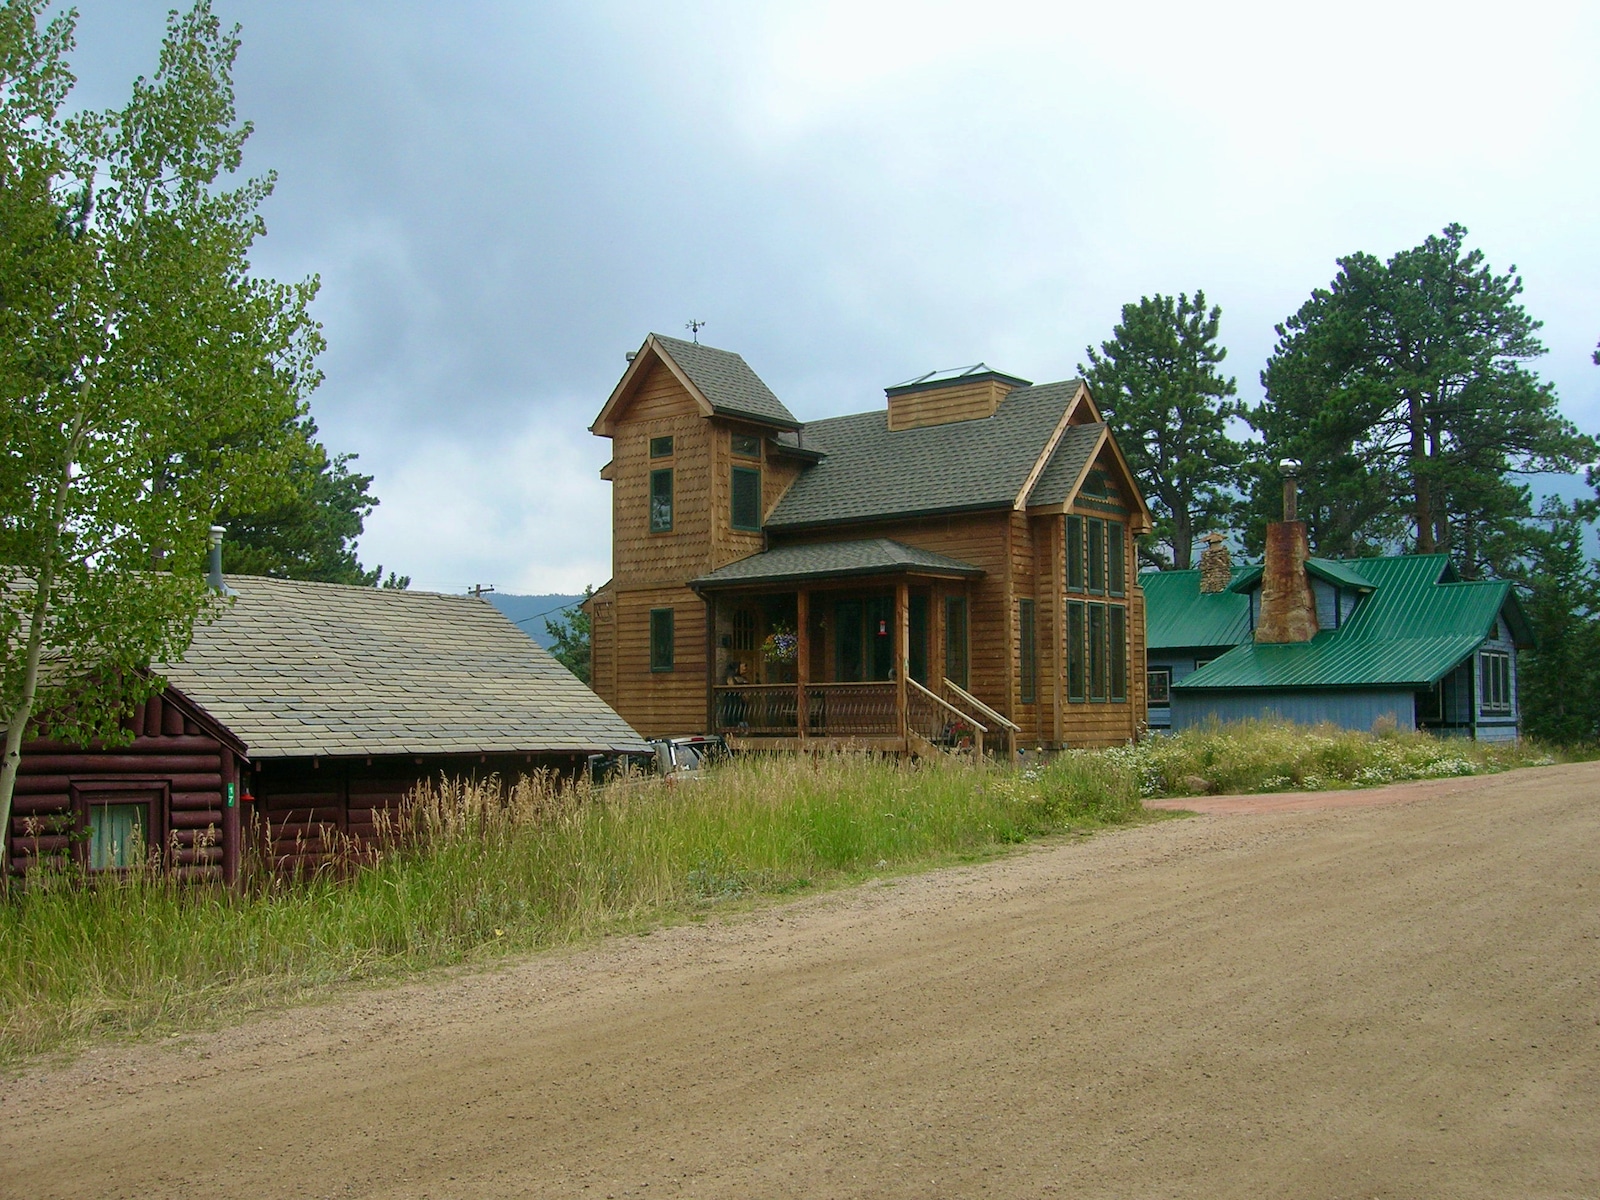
713 682 899 739
907 677 986 756
943 678 1020 759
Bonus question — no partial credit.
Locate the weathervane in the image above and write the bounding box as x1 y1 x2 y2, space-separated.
685 319 706 344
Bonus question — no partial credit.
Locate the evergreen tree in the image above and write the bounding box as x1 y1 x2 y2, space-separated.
1080 291 1244 569
1250 225 1594 575
214 414 395 585
543 587 592 684
1514 500 1600 743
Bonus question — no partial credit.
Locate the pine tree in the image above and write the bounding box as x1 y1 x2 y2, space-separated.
1081 291 1244 569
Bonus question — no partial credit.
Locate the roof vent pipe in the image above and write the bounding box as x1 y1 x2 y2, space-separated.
1279 458 1301 522
207 525 234 596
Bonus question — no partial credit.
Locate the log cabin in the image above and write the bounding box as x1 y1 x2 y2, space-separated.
586 333 1155 755
9 576 647 881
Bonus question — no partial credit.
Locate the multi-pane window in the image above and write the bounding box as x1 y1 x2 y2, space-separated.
1109 605 1127 701
731 433 761 458
945 596 969 689
1087 519 1106 594
649 435 674 458
1480 650 1511 714
1067 601 1085 701
1018 599 1037 705
731 466 762 531
650 608 675 672
1147 667 1172 705
1088 603 1107 700
649 469 673 532
1108 523 1125 596
1066 516 1084 591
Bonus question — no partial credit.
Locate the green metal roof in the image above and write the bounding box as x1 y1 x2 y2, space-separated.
1139 567 1253 651
1227 557 1376 594
690 538 984 589
766 381 1081 530
1178 554 1531 692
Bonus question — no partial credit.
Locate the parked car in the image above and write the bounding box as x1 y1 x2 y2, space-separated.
585 751 656 785
650 734 729 779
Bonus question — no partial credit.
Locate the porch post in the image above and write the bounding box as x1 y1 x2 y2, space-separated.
896 580 909 749
796 589 810 744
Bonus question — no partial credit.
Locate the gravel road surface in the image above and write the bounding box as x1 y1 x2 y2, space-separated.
4 762 1597 1199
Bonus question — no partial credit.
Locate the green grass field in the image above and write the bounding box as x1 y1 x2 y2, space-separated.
0 721 1563 1065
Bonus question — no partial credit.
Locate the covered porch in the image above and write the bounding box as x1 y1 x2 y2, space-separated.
691 539 1018 757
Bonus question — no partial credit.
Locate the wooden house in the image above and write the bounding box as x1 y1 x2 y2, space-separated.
586 333 1154 754
1144 478 1534 738
9 577 647 881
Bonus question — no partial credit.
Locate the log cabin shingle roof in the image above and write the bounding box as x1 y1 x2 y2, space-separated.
158 576 648 759
690 538 984 589
650 334 802 429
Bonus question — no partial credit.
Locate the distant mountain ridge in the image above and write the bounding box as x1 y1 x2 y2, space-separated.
485 593 584 650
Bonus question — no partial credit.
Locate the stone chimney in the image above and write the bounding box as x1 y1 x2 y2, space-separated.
1197 533 1232 594
1254 460 1317 644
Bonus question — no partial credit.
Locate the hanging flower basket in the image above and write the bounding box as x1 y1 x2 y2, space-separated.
761 623 798 665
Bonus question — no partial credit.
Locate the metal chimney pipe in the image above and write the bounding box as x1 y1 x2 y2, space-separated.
207 525 229 594
1279 458 1301 522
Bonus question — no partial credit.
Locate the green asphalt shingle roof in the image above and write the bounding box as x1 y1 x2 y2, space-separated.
767 380 1081 529
1140 566 1254 651
653 334 801 430
691 538 984 588
1176 554 1529 692
159 576 649 759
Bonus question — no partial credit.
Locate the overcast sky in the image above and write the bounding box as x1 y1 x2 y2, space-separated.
68 1 1600 593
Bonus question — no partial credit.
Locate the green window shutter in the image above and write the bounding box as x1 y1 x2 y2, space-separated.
1108 523 1125 596
1067 601 1085 702
650 608 675 672
1109 604 1127 701
1066 516 1084 591
731 466 762 531
1087 519 1105 594
650 469 673 533
1019 599 1037 705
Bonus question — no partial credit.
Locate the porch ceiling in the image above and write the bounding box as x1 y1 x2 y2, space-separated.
690 538 984 590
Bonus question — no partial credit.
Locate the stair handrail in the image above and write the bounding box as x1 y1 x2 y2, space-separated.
908 677 987 734
942 678 1019 733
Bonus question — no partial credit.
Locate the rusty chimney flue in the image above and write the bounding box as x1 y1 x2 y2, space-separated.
1279 457 1300 522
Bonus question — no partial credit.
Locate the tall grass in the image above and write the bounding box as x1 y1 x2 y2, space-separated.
0 722 1564 1065
0 752 1139 1064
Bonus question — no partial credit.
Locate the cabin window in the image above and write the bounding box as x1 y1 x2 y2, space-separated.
1084 468 1109 498
89 802 149 870
1067 601 1086 702
1109 605 1127 701
649 469 673 533
732 608 758 652
1147 666 1172 705
649 435 674 458
731 433 761 459
1018 599 1037 705
650 608 675 672
1108 523 1125 596
1480 650 1511 714
944 596 969 689
731 466 762 531
1088 603 1107 701
1066 516 1084 591
1087 519 1106 594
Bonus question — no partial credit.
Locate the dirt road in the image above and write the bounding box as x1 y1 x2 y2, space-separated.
4 763 1597 1199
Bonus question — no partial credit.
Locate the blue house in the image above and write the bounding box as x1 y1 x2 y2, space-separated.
1142 517 1533 739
